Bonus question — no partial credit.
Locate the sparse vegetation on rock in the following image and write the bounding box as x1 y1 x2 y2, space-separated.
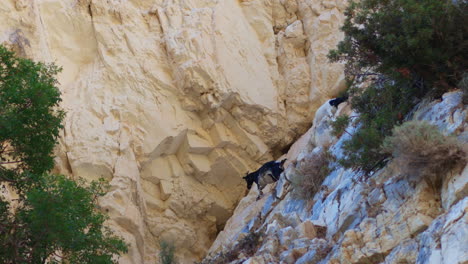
198 231 263 264
159 240 177 264
291 149 335 200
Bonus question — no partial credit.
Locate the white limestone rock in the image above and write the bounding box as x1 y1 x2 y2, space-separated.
205 91 467 264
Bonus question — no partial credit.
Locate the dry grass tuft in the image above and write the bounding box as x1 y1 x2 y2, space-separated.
198 231 263 264
291 149 336 200
382 120 466 188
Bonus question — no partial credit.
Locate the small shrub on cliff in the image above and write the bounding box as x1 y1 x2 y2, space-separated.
291 149 335 200
159 240 177 264
0 45 127 263
382 121 466 188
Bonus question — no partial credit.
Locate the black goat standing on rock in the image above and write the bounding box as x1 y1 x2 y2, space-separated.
243 159 286 200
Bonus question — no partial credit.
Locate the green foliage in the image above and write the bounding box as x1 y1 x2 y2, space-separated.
159 241 176 264
330 115 350 137
0 45 127 263
291 149 335 200
382 121 466 188
338 80 420 172
0 175 127 264
329 0 467 90
0 45 64 181
327 0 467 173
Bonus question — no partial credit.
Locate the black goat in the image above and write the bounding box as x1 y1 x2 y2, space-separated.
243 159 286 200
328 95 348 108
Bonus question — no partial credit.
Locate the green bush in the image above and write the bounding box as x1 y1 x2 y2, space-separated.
328 0 467 173
339 80 420 172
382 121 466 188
291 149 335 200
0 45 127 263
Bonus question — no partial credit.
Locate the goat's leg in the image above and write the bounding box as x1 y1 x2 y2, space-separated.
273 187 280 200
256 189 263 201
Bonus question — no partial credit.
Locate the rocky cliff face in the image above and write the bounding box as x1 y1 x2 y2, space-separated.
206 91 467 264
0 0 346 262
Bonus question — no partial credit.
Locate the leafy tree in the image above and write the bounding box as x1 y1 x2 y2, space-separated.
329 0 467 90
0 45 64 184
0 45 127 263
328 0 467 173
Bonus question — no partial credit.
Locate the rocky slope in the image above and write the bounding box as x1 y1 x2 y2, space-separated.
205 91 467 264
0 0 347 262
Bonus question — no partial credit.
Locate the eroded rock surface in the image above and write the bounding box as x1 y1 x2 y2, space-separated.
0 0 345 262
207 91 467 264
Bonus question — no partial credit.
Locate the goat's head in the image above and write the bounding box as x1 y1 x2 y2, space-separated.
243 171 254 190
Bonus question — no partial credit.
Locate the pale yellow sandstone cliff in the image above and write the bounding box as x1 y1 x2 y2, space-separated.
0 0 345 262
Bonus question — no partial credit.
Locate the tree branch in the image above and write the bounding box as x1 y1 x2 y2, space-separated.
0 160 23 165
